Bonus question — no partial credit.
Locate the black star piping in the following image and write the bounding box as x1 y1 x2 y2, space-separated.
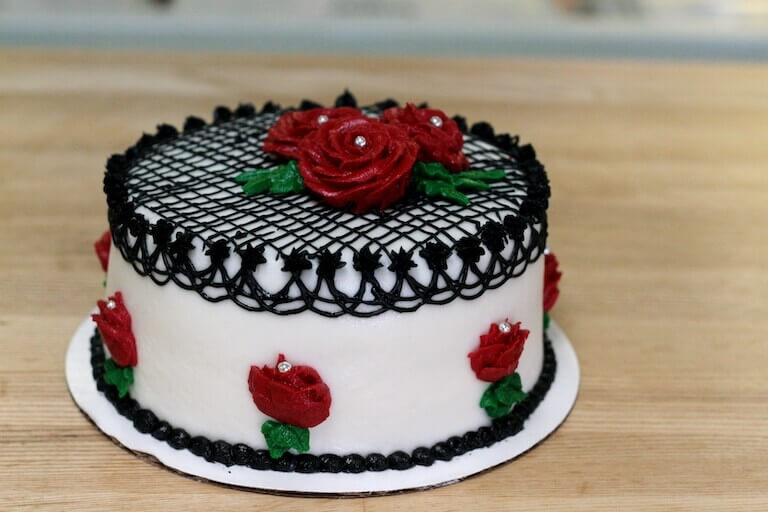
104 91 550 317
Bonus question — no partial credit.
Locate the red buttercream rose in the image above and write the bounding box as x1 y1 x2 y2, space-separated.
381 103 468 172
297 116 419 212
91 291 138 367
248 354 331 428
94 230 111 271
543 252 562 313
468 320 529 382
263 107 364 160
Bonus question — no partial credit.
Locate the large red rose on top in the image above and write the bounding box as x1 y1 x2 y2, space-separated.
248 354 331 428
381 103 468 172
263 107 364 160
543 252 562 313
91 291 138 367
468 320 529 382
297 117 419 212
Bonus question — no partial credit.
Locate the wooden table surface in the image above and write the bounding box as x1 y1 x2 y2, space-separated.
1 50 766 511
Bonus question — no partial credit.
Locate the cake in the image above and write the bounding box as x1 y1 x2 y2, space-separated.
72 91 573 493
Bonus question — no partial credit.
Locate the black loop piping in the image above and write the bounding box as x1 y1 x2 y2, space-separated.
105 91 550 317
90 329 557 473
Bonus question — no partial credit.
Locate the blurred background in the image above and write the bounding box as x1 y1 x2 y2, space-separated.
1 0 767 59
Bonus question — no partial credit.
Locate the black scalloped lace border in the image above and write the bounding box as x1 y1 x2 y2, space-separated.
104 91 550 318
89 329 557 473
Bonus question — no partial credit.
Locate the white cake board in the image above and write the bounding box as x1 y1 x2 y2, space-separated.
66 313 579 496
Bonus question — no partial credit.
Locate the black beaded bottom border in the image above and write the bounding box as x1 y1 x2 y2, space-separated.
89 329 557 474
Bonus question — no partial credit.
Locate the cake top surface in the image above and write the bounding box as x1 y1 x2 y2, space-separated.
105 92 549 317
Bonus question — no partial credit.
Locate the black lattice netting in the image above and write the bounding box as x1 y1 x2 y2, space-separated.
128 111 526 252
105 99 550 317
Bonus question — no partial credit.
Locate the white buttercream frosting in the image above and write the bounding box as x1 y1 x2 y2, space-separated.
106 248 543 454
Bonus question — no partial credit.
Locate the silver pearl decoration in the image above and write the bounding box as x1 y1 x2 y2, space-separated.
498 321 511 333
354 135 367 148
106 299 116 310
429 115 443 127
317 114 329 124
277 361 292 373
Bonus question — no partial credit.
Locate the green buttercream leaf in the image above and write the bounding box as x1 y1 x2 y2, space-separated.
103 358 134 398
412 161 506 206
543 312 551 330
451 177 491 191
457 169 507 181
479 372 527 418
414 161 453 181
234 170 262 183
421 180 469 206
236 160 305 197
261 420 310 459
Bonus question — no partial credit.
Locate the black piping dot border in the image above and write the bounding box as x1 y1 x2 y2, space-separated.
90 328 557 473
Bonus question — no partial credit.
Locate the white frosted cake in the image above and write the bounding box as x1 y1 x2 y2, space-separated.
83 91 565 489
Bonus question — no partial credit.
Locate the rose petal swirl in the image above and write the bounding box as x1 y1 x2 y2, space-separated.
468 320 529 382
381 103 468 172
248 354 332 428
263 107 364 161
297 117 419 212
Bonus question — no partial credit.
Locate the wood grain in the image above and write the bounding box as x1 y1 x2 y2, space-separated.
1 50 767 511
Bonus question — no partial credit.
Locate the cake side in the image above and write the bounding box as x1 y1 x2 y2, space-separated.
91 93 561 472
106 250 544 454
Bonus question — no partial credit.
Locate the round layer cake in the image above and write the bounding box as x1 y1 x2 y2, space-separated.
91 91 559 477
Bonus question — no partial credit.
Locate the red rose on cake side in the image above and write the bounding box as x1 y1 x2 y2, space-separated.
542 251 562 329
92 292 137 368
381 103 469 172
248 354 332 458
297 116 419 212
94 230 111 271
468 319 528 383
543 251 562 313
263 107 364 161
468 319 529 418
92 291 138 397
